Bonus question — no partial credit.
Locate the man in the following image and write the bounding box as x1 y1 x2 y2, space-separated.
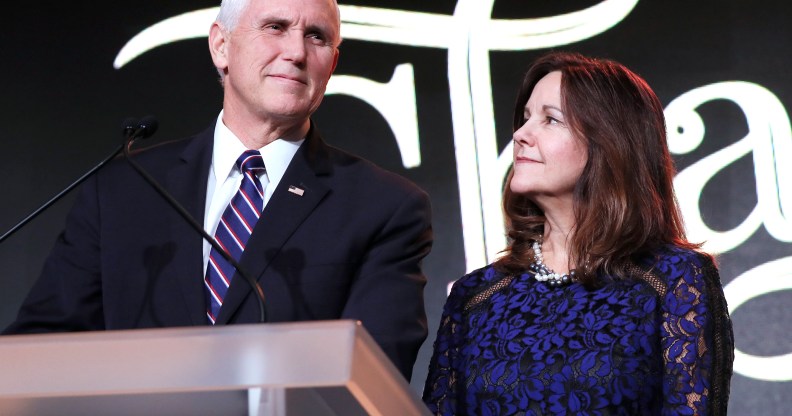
3 0 432 381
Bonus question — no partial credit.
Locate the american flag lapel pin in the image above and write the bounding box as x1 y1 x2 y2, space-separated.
288 185 305 196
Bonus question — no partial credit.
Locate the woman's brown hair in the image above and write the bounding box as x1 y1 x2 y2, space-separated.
495 51 698 284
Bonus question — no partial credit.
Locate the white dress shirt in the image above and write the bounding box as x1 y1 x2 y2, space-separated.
202 112 304 273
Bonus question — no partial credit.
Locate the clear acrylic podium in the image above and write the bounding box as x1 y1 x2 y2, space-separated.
0 320 430 415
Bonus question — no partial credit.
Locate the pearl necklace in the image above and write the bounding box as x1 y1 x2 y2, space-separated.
529 239 576 287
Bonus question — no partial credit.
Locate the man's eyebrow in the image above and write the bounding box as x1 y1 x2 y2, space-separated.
251 14 278 27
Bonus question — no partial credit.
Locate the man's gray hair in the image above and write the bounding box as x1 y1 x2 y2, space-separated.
215 0 341 32
216 0 250 32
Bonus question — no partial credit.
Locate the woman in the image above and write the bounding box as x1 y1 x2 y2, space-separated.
423 52 734 415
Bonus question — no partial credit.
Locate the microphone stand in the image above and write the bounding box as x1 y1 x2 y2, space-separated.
0 118 143 244
0 146 123 244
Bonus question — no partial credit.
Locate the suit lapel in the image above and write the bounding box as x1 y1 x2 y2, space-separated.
216 125 332 324
166 127 214 326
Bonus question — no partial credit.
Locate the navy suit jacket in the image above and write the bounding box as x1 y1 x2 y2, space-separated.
4 122 433 380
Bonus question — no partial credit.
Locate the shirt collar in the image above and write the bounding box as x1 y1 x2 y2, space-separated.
212 111 304 183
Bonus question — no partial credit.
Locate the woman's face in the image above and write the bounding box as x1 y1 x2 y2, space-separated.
511 71 588 203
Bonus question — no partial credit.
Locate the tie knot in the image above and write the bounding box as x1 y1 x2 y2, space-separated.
237 150 265 174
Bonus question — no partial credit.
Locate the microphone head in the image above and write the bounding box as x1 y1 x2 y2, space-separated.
136 115 159 139
121 117 137 138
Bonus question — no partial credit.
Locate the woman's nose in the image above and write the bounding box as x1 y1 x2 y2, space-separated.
513 120 535 146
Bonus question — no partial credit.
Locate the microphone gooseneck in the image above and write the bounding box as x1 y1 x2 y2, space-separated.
121 118 268 324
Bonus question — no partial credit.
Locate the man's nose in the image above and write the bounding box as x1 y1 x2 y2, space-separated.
281 30 307 65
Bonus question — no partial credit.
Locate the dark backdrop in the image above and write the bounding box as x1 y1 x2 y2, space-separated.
2 1 790 413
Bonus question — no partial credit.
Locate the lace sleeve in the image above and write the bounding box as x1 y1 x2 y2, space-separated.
422 268 516 415
422 283 464 415
660 254 734 416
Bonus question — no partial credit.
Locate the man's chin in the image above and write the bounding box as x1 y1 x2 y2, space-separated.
264 97 323 119
259 101 310 119
257 110 312 135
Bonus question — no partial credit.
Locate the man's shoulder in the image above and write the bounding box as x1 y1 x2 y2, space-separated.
129 127 211 162
321 143 425 196
103 126 212 175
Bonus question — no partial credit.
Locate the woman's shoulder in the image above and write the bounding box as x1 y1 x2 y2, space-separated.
446 264 512 305
450 264 506 291
641 244 718 292
648 244 715 269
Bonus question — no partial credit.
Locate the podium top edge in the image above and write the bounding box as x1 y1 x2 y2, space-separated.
0 319 365 345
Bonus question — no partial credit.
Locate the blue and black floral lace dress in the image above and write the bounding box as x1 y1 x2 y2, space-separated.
423 246 733 415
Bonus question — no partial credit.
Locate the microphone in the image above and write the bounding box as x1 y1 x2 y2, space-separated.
0 118 138 244
122 117 137 138
132 115 158 140
121 117 268 324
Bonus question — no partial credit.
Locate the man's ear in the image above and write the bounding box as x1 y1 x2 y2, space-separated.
328 48 339 80
208 22 229 73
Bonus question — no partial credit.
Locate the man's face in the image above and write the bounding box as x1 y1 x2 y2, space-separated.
211 0 340 130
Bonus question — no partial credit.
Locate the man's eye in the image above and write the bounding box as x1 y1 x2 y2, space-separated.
307 33 327 44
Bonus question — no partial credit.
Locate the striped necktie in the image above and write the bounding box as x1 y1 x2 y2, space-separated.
204 150 266 324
